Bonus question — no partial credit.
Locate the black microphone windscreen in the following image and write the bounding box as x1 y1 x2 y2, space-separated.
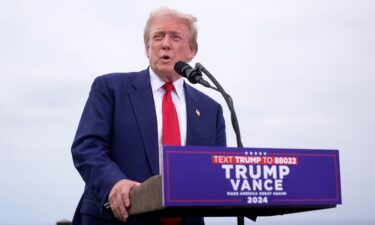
174 61 191 77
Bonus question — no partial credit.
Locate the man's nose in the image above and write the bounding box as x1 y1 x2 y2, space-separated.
161 36 171 49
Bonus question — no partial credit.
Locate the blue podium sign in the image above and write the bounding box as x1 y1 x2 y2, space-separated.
162 146 341 207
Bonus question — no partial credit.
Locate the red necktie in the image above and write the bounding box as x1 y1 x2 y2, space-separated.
161 82 182 225
162 83 181 146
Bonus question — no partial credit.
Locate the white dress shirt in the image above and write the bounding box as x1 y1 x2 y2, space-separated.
149 68 187 173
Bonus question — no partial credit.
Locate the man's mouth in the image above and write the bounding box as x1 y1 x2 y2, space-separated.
161 55 171 61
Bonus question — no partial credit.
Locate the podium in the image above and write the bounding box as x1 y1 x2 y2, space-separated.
127 146 341 221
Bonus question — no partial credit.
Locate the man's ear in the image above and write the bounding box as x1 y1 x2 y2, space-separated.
145 44 150 58
187 47 197 61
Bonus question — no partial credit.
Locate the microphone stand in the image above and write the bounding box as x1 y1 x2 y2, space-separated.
195 63 245 225
195 63 243 149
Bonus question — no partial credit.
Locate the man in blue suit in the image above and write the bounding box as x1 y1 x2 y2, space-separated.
71 7 226 225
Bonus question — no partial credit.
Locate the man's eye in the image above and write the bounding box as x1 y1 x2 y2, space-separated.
153 34 163 40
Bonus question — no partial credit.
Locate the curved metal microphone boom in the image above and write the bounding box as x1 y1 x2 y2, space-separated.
174 61 243 148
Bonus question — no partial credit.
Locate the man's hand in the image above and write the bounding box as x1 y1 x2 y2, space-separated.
108 179 140 221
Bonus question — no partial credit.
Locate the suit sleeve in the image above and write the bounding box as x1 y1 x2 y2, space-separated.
71 76 127 206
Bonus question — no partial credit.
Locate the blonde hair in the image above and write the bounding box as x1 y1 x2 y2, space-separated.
143 7 198 53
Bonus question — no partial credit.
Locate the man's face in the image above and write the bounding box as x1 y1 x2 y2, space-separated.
146 16 196 81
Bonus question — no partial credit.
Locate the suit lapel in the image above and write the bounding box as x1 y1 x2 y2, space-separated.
128 70 159 175
185 83 203 146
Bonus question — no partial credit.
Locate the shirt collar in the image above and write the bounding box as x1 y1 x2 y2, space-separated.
149 68 185 98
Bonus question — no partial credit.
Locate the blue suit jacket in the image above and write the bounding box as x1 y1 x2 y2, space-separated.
71 69 226 225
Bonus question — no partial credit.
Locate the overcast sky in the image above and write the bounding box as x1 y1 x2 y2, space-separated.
0 0 374 224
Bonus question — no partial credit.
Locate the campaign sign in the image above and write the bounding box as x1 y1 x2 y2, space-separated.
162 146 341 207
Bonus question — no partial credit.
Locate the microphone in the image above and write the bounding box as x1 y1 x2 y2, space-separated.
174 61 211 87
